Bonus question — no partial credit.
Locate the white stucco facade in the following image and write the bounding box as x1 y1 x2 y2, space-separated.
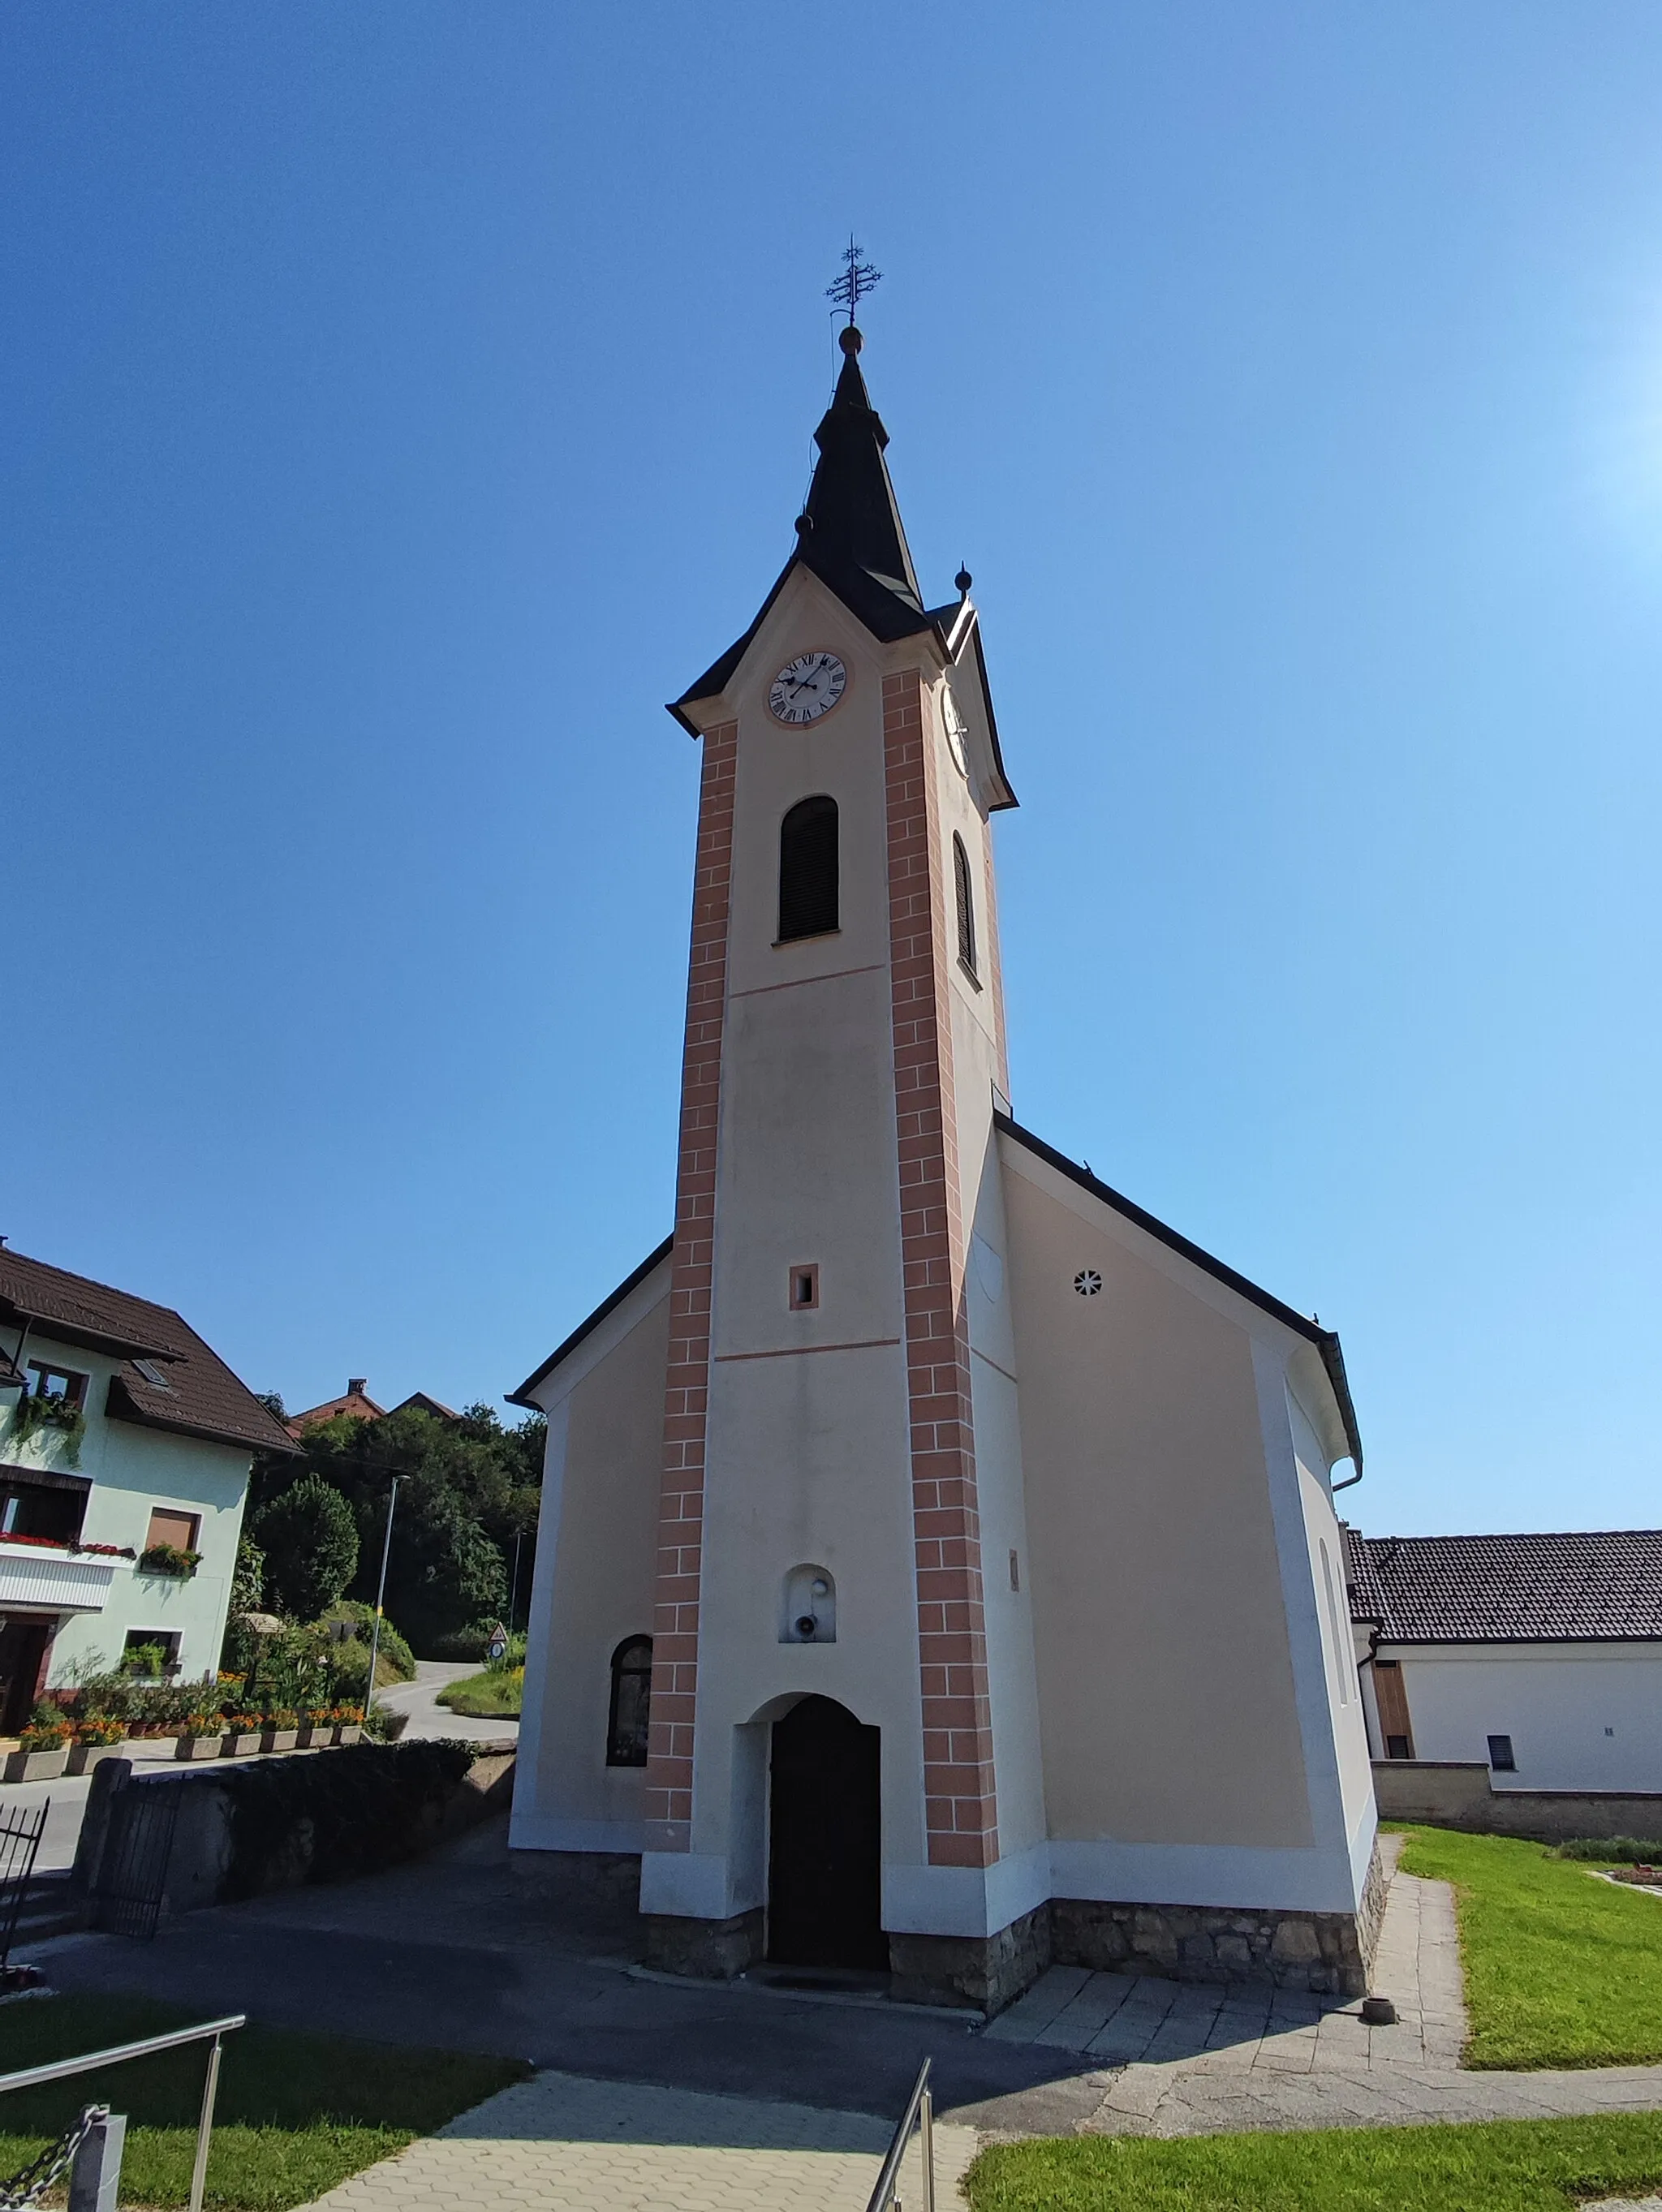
1360 1641 1662 1792
511 328 1378 2003
1 1329 258 1705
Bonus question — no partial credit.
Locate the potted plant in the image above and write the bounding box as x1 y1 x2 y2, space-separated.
174 1711 226 1760
66 1715 127 1775
9 1391 87 1465
220 1711 262 1757
259 1708 299 1754
5 1716 71 1783
137 1542 202 1580
331 1703 364 1746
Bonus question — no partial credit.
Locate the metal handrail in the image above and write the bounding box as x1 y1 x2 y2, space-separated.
864 2056 934 2212
0 2014 245 2212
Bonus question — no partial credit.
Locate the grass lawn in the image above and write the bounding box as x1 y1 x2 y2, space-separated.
0 1995 527 2210
967 2113 1662 2211
436 1666 523 1718
1393 1826 1662 2069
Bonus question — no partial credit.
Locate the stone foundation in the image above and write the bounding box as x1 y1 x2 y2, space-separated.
506 1849 641 1909
1051 1885 1373 1999
887 1902 1052 2014
643 1907 763 1980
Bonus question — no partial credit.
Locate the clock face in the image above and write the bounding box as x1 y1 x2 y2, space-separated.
769 651 847 725
941 689 970 777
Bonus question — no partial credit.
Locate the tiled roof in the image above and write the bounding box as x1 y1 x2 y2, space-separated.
289 1384 387 1434
0 1249 297 1458
1346 1527 1662 1645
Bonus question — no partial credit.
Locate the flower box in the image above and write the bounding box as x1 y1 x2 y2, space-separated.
66 1739 127 1776
220 1730 262 1758
259 1728 299 1754
295 1723 327 1748
174 1733 223 1762
333 1724 364 1746
3 1745 69 1783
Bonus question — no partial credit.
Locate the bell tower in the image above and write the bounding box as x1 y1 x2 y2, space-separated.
641 323 1037 1995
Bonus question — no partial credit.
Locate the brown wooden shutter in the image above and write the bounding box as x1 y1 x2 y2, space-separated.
1373 1659 1415 1758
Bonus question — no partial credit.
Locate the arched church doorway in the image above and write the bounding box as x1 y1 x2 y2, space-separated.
766 1695 885 1969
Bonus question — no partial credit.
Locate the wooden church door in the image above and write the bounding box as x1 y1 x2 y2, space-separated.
766 1696 885 1969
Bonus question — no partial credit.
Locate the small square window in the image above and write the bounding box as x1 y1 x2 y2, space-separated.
28 1363 86 1406
1487 1734 1516 1772
1385 1734 1411 1760
788 1264 820 1311
121 1630 181 1677
146 1508 200 1552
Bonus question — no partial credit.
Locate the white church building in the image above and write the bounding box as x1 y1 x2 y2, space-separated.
509 324 1380 2013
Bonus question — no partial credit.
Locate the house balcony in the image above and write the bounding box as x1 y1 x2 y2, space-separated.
0 1540 116 1614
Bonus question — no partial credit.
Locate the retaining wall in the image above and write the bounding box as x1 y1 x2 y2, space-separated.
1372 1760 1662 1841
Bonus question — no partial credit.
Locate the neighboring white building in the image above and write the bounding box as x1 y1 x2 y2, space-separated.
507 323 1380 2016
0 1247 296 1728
1348 1529 1662 1792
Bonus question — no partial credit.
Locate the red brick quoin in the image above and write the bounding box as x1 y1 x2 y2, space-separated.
644 717 737 1853
883 668 1001 1870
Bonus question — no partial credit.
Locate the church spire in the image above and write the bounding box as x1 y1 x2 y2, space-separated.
791 326 928 638
672 325 940 721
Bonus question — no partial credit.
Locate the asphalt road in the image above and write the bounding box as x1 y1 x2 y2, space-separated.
28 1816 1102 2136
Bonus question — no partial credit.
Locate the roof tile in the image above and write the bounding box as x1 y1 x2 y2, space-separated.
1347 1527 1662 1644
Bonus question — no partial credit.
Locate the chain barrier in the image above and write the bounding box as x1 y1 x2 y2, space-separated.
0 2102 105 2212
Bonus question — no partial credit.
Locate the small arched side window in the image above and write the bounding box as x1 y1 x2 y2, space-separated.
778 796 838 942
606 1634 652 1767
953 833 977 976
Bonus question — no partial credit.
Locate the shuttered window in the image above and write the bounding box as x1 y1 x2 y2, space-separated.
778 796 839 941
953 833 977 975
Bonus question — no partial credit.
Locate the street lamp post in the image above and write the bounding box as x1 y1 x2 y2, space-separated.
362 1475 399 1731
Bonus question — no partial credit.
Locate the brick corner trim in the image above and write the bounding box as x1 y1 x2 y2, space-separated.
644 717 737 1853
882 667 1001 1870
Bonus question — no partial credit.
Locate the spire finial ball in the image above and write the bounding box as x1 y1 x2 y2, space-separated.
955 566 973 596
839 325 863 356
794 513 813 538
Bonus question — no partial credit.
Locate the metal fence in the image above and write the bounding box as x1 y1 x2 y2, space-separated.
0 1804 47 1972
0 2013 245 2212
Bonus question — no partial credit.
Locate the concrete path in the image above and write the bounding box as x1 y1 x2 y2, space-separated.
299 2070 976 2212
375 1659 519 1745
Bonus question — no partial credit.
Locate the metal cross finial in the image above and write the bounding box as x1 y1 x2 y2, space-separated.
826 237 881 324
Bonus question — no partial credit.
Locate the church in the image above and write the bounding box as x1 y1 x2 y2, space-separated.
508 320 1380 2016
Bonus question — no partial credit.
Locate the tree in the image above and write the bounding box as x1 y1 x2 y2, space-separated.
245 1396 544 1652
257 1476 360 1621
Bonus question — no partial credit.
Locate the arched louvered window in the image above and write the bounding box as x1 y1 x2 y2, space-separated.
953 833 977 976
606 1634 652 1767
778 796 839 942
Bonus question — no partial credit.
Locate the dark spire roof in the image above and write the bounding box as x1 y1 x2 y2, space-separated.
674 327 936 717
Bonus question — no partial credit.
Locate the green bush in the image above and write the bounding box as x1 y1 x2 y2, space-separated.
427 1623 493 1663
221 1740 477 1896
1554 1836 1662 1864
321 1602 416 1681
258 1478 360 1620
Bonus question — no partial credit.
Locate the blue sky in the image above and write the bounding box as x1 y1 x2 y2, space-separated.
6 4 1659 1537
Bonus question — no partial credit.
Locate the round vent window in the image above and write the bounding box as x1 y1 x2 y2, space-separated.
1074 1269 1103 1297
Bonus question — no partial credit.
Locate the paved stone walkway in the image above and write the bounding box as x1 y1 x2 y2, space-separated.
967 1835 1662 2139
300 2069 978 2212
